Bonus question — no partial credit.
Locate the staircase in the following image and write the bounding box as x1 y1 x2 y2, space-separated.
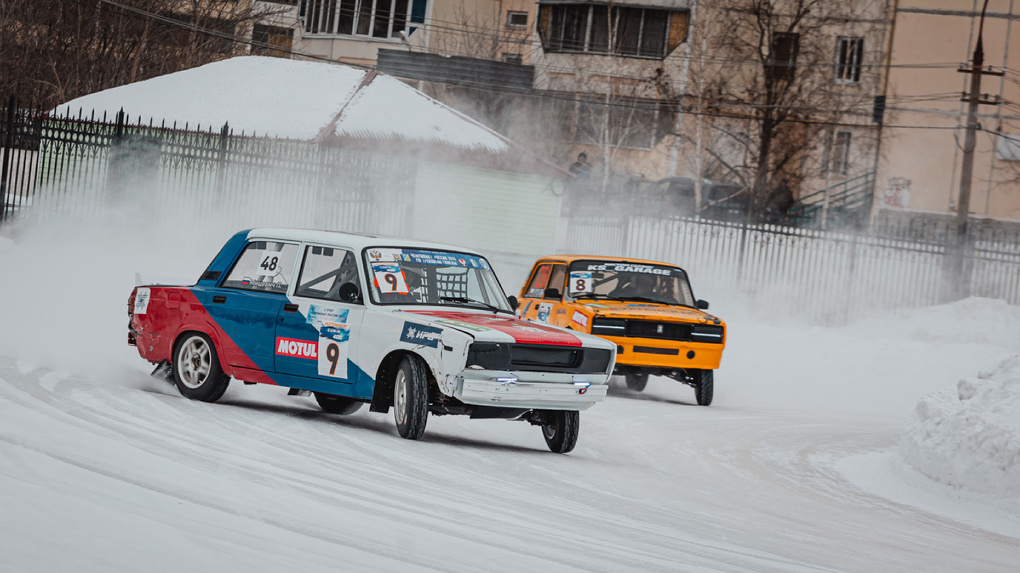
789 171 875 228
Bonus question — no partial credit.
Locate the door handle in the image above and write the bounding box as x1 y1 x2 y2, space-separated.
212 295 226 304
283 303 300 312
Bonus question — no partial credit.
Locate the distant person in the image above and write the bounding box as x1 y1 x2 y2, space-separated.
569 152 591 182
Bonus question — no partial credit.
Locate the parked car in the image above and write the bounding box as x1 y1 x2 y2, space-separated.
127 229 616 453
517 255 725 405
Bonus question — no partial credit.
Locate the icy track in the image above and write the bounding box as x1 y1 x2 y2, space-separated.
1 227 1019 571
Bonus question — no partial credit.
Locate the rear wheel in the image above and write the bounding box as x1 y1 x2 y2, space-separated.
625 372 648 392
314 392 363 415
173 333 229 402
541 410 580 454
393 355 428 439
694 369 714 406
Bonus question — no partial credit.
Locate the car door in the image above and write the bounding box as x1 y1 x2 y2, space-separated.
520 263 552 321
207 239 300 373
543 264 570 327
275 244 365 389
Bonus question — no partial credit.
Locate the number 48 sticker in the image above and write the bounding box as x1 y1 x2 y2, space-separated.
259 251 282 274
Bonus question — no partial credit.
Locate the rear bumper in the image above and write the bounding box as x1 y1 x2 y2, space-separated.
454 370 609 411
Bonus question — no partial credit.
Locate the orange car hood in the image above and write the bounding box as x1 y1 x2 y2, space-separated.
573 302 724 325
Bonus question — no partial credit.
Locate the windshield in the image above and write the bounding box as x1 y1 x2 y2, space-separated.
567 260 696 307
363 247 512 312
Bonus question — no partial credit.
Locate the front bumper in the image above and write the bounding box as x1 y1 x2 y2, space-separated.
454 370 609 411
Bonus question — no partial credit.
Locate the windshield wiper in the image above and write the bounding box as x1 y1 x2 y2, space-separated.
439 296 507 314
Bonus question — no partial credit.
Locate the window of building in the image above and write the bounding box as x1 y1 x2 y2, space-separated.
501 52 523 64
251 24 293 57
835 36 863 84
829 131 852 175
506 10 528 28
303 0 426 39
768 32 799 82
537 3 689 59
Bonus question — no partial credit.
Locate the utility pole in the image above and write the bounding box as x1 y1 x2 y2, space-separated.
950 0 1003 300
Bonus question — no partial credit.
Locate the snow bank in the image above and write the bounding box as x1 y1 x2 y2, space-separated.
843 297 1020 349
900 355 1020 497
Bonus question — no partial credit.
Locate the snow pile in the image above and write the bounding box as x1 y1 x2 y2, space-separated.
900 354 1020 497
845 297 1020 348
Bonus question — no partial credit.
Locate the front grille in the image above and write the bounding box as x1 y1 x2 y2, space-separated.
591 317 724 344
466 343 611 374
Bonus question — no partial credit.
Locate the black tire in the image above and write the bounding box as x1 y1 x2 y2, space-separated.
625 372 648 392
172 333 230 402
694 369 714 406
541 410 580 454
393 355 428 439
314 392 363 415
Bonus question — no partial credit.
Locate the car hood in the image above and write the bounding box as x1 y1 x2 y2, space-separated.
399 309 614 349
572 302 724 325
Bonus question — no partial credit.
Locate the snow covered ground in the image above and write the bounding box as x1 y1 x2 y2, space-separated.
1 220 1019 571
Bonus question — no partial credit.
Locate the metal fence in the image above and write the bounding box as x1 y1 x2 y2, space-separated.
1 100 416 233
5 98 1020 324
561 210 1020 323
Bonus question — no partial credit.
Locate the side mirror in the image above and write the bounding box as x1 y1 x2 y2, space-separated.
696 299 709 310
338 282 361 304
543 287 562 299
507 295 519 311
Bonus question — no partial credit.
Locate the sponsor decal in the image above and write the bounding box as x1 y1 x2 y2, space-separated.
586 263 672 276
372 263 410 294
536 303 553 324
400 322 442 348
369 249 382 260
276 337 318 359
307 305 349 325
133 288 150 315
572 310 589 329
318 324 350 342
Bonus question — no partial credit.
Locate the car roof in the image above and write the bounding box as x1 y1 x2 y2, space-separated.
245 228 483 256
532 254 684 268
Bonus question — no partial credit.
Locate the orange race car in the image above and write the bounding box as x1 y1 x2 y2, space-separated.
516 255 726 405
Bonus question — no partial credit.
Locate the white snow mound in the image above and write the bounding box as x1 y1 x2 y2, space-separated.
900 354 1020 497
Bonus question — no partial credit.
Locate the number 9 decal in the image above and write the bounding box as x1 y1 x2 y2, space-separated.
325 342 340 375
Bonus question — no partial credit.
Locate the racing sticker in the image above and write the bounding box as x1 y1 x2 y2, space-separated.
569 271 593 294
400 321 442 348
571 310 589 329
133 288 150 315
276 337 318 359
372 263 410 294
432 318 493 333
318 329 349 378
307 304 349 325
536 302 553 324
586 262 671 275
258 250 286 276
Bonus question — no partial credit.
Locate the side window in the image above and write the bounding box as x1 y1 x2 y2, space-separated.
525 264 553 298
222 241 299 294
545 264 567 299
296 246 361 302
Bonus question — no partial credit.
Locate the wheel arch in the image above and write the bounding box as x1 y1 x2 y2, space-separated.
170 324 231 375
369 350 438 413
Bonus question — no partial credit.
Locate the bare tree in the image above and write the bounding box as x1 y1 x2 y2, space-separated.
0 0 286 107
685 0 884 222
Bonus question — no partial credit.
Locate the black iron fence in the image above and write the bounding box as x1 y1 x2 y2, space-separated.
4 98 1020 324
1 99 416 233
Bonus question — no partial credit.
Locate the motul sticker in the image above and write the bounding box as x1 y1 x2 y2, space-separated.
276 337 318 359
572 310 589 329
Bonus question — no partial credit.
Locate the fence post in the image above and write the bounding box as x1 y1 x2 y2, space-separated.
0 95 15 223
214 122 229 198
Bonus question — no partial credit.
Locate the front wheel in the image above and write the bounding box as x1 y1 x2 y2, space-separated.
625 372 648 392
173 333 230 402
393 355 428 439
694 369 714 406
541 410 580 453
314 392 363 415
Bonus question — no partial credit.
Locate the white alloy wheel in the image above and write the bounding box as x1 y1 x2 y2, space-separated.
177 335 212 389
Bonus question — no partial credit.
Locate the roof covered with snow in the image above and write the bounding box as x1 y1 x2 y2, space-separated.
57 56 512 155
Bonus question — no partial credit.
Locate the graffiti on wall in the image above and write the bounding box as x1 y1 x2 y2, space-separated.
882 177 911 208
